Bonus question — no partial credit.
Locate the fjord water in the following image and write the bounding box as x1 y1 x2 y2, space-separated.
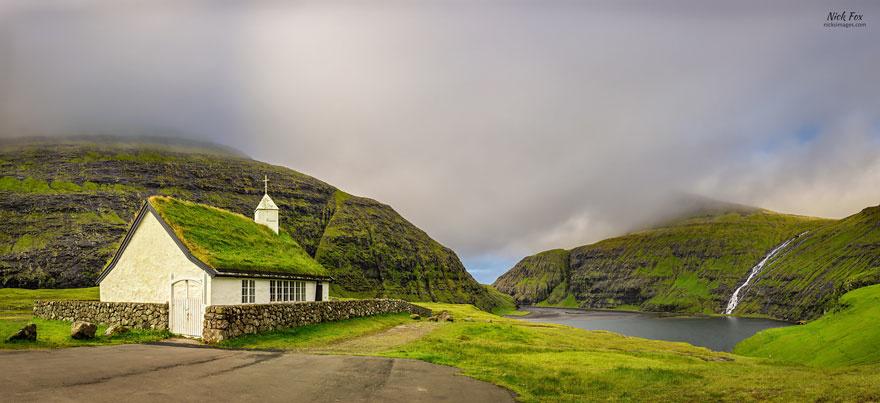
521 307 791 351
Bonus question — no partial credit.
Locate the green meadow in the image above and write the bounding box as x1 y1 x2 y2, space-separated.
383 303 880 402
735 283 880 367
0 287 99 319
0 287 167 349
0 318 169 349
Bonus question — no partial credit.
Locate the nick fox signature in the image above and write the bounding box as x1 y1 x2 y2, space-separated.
827 11 864 21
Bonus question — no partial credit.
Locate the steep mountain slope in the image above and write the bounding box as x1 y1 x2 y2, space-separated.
492 249 569 305
736 205 880 320
495 209 833 317
0 138 499 310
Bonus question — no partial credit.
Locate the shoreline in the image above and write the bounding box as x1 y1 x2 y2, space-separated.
511 305 795 324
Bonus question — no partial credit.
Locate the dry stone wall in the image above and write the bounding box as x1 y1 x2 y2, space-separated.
203 299 432 343
33 300 168 330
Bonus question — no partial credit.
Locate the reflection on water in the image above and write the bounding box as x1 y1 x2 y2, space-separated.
518 307 792 351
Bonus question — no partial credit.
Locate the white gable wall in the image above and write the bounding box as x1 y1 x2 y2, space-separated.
100 210 210 304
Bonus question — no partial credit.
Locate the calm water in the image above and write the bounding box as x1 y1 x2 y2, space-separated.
520 307 792 351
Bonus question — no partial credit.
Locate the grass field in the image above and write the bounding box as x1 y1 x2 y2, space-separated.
735 283 880 367
1 317 169 349
0 287 168 349
482 285 529 316
0 287 98 319
383 303 880 402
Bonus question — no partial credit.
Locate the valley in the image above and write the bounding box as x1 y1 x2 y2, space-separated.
2 138 879 401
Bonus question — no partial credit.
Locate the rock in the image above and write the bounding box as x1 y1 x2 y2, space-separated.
410 314 421 320
104 325 130 336
5 323 37 342
71 321 97 339
430 310 454 322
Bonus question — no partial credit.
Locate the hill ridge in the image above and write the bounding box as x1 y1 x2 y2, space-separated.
493 207 863 320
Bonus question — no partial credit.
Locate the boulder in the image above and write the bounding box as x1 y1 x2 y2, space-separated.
5 323 37 342
71 321 97 339
104 325 130 337
428 310 454 322
409 314 421 320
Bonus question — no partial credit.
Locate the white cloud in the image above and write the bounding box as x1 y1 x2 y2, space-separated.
1 0 879 282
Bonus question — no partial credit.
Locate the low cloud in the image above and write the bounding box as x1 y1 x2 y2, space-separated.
2 0 879 283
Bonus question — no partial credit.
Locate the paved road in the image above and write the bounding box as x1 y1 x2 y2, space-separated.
0 343 514 402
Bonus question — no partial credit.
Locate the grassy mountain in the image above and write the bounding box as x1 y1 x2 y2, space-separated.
0 138 501 311
735 283 880 367
495 208 841 319
735 205 880 320
492 249 569 305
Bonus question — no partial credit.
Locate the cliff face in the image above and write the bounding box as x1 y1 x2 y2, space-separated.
493 209 872 320
0 139 499 311
493 249 569 305
564 212 827 314
315 190 492 307
740 205 880 321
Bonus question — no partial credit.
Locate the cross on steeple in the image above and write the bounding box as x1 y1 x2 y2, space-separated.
262 175 269 195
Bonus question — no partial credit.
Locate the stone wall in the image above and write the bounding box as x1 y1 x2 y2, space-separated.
203 299 432 343
33 300 168 330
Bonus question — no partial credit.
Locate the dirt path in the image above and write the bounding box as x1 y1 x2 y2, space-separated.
0 343 514 402
309 321 442 354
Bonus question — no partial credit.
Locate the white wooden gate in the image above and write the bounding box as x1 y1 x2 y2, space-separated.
170 279 204 337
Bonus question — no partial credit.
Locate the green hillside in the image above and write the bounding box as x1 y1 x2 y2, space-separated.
735 205 880 320
735 284 880 367
492 249 569 304
0 138 501 311
495 209 836 318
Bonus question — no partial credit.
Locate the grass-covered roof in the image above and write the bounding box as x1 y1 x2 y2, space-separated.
148 196 328 277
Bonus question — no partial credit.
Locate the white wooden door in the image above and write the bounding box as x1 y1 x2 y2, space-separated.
170 279 204 337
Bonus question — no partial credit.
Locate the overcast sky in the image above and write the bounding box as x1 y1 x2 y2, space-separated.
2 0 879 283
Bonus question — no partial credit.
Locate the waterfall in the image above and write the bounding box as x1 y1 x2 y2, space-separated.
724 234 803 315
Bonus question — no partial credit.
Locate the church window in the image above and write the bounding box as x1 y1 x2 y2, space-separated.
270 280 306 302
241 279 255 303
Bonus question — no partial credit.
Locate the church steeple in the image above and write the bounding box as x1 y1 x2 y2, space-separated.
254 175 279 234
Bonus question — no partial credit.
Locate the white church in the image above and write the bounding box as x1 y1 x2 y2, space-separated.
97 177 332 338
